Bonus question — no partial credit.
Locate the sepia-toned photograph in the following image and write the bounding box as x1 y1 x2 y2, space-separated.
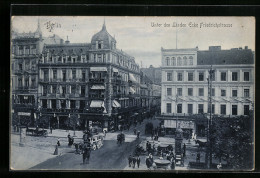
10 16 255 171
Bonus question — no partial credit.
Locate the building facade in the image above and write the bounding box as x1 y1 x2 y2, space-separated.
159 46 254 136
37 23 141 131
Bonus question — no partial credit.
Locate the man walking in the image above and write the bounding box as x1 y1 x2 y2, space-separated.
183 143 186 157
132 156 136 168
82 142 91 164
128 155 133 167
136 155 141 168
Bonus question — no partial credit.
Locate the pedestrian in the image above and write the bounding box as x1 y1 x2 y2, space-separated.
57 138 60 146
170 156 175 170
196 152 200 163
151 130 154 140
183 143 186 157
146 153 153 170
137 130 140 138
166 152 171 161
82 142 91 164
54 144 59 155
103 129 106 137
128 155 132 167
50 126 52 134
134 128 136 135
132 156 136 168
146 141 149 151
136 155 141 168
68 133 71 145
194 133 197 140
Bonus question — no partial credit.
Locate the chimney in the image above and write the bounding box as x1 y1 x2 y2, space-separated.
245 46 248 50
60 39 64 44
65 36 70 44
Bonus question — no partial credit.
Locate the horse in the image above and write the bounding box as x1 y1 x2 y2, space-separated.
195 139 207 149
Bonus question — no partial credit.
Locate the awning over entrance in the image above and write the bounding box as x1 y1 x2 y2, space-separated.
113 68 119 73
164 120 195 129
90 67 107 72
90 100 104 108
130 87 136 94
112 100 121 108
91 85 105 90
129 73 137 82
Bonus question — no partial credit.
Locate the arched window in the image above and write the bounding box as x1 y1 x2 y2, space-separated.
177 57 182 66
166 57 170 66
171 57 176 66
183 56 187 66
189 56 193 65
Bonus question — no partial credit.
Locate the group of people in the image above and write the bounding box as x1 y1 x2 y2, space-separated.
151 127 160 141
128 155 141 168
133 129 141 138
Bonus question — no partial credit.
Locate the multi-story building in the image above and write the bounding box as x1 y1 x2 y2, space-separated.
159 46 254 136
141 65 161 85
11 21 63 127
38 23 141 131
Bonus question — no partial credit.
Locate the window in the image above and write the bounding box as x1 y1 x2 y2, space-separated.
188 104 193 114
25 78 29 87
232 90 237 97
72 69 76 79
61 100 66 108
221 104 226 115
211 88 215 96
44 70 48 82
183 56 187 65
211 71 215 81
31 79 35 88
212 104 215 114
177 57 182 66
166 103 172 113
70 100 76 109
244 89 249 97
167 88 172 96
71 85 76 94
172 57 176 66
199 72 204 81
199 88 204 96
177 73 183 81
221 89 226 97
177 88 182 96
166 57 170 66
19 63 23 70
18 78 22 87
53 70 57 80
42 99 47 108
51 100 56 109
80 100 85 109
188 88 193 96
52 86 56 94
221 72 226 81
177 104 182 113
189 56 193 65
98 43 102 49
43 86 47 96
232 105 238 115
244 105 249 115
81 86 85 96
167 72 172 81
198 104 204 114
82 71 86 81
188 73 193 81
244 72 249 81
63 71 66 82
62 86 66 94
232 72 238 81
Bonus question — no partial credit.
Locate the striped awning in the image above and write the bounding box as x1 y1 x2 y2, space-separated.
91 85 105 90
129 73 137 82
90 100 104 108
90 67 107 72
130 87 136 94
112 100 121 108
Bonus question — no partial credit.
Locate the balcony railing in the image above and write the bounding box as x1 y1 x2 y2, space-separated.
89 78 105 83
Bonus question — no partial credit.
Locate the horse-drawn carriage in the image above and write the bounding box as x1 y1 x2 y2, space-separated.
75 132 104 153
26 127 48 136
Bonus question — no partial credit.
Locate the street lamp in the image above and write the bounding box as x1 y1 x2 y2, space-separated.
175 94 179 135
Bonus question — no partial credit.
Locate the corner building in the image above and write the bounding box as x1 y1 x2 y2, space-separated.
159 46 254 136
38 23 141 131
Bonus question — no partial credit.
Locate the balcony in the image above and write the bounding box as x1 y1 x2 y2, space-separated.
89 78 105 83
89 94 105 100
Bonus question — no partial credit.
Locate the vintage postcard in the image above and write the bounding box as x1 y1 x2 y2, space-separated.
10 16 255 171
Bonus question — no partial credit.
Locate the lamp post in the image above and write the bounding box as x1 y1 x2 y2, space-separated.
175 94 179 134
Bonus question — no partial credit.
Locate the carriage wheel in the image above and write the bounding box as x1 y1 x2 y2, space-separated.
93 144 97 150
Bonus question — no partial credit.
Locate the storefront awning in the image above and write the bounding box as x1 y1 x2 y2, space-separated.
91 85 105 90
90 100 104 108
129 73 137 82
112 100 121 108
130 87 136 94
90 67 107 72
113 68 119 73
164 120 195 129
140 84 148 88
